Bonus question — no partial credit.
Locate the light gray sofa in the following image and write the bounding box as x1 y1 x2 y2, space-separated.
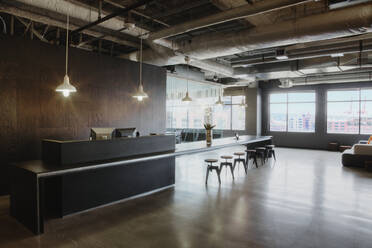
342 144 372 167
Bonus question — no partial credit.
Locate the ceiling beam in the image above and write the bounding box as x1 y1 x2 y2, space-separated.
103 0 170 27
70 0 155 36
0 2 140 48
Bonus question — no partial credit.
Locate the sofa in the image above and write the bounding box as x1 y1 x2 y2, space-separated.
342 143 372 167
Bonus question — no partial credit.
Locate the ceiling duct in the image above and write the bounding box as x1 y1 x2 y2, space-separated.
147 0 314 41
134 3 372 63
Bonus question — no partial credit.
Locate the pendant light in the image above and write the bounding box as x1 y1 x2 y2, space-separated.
55 13 77 97
133 30 148 101
215 86 224 106
182 56 192 103
240 98 248 108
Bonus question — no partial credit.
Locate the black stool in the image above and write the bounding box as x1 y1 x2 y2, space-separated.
205 159 221 184
245 149 258 168
265 145 276 161
255 147 266 165
220 155 234 179
233 152 247 174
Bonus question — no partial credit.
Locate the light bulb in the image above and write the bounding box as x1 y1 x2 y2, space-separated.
137 96 143 101
63 91 70 97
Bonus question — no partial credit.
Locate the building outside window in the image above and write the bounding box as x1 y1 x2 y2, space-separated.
269 91 316 132
166 75 246 130
327 88 372 134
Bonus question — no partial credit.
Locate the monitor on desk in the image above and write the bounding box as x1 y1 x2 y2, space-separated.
90 128 115 140
114 128 136 138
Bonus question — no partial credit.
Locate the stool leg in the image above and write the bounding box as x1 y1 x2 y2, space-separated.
205 165 210 184
243 161 248 174
217 168 221 184
229 164 235 179
233 159 237 171
272 150 276 161
253 156 258 168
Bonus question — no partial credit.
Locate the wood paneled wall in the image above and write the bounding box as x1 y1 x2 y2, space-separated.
0 36 167 194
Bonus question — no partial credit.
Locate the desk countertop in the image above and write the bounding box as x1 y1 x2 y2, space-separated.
14 135 272 177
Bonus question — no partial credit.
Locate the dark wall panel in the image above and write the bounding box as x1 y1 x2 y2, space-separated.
261 81 372 150
0 36 166 194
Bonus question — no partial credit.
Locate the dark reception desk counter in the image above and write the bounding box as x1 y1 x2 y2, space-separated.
11 135 271 234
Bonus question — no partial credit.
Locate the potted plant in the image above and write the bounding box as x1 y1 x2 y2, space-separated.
204 123 215 146
204 107 215 146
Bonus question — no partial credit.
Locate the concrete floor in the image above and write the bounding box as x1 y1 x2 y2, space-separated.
1 147 372 248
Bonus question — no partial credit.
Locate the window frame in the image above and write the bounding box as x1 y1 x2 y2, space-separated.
166 95 246 131
326 88 372 135
222 95 246 131
269 91 316 133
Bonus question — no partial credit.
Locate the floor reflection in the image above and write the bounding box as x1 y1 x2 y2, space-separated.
1 147 372 248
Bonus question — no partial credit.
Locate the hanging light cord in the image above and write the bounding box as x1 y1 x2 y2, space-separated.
139 35 143 86
186 59 189 93
65 13 69 75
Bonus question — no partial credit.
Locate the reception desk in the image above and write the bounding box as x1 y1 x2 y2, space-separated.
11 135 271 234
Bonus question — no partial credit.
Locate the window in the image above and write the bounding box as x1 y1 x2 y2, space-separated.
327 88 372 134
270 92 316 132
166 76 245 130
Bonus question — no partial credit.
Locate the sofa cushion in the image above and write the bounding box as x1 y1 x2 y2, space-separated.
353 144 372 155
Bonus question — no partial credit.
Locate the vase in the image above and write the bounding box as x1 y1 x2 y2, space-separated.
206 129 212 146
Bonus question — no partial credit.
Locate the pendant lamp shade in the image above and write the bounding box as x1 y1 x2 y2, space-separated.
56 75 77 97
215 87 223 105
215 95 223 105
55 13 77 97
182 56 192 103
133 83 148 101
240 98 248 108
182 91 192 102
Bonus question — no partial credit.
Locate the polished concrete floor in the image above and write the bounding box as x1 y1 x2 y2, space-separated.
1 147 372 248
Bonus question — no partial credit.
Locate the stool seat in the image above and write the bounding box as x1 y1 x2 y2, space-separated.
205 159 218 163
255 147 266 150
234 152 245 156
266 145 275 149
245 149 256 153
205 159 221 184
221 155 233 159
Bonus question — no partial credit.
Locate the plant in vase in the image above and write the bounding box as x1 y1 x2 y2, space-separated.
204 107 215 146
204 123 215 146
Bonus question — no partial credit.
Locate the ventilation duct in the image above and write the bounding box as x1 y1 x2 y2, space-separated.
147 0 314 41
132 3 372 63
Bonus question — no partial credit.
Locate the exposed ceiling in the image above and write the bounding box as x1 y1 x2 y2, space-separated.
0 0 372 87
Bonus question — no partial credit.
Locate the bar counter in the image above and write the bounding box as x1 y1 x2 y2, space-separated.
11 135 272 234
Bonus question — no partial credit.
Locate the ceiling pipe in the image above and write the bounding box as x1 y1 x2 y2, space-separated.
291 71 372 85
147 0 314 41
232 41 372 67
235 54 372 80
